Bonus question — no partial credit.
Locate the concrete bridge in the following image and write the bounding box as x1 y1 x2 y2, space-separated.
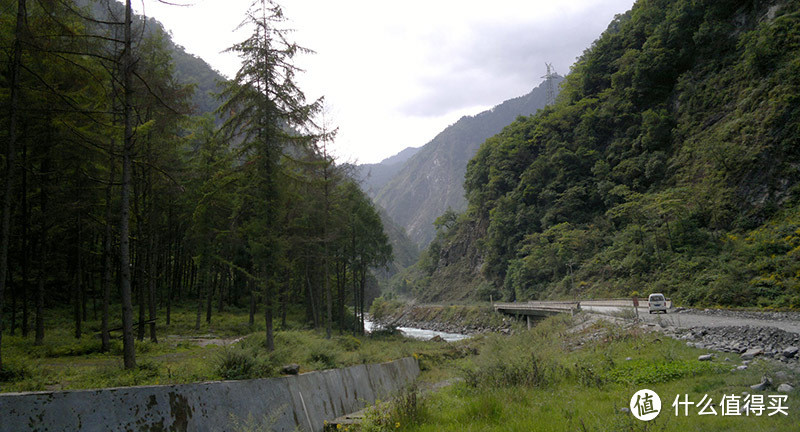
492 301 581 328
493 301 581 316
493 298 672 328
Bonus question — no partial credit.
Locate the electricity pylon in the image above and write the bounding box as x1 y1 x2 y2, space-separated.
541 63 557 106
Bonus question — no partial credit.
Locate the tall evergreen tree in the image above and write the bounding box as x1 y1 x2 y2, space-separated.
219 0 321 350
118 0 137 370
0 0 26 370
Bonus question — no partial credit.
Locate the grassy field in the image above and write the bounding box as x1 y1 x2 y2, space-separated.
0 303 466 393
3 305 798 432
360 315 800 432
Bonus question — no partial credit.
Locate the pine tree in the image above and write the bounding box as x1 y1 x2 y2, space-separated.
118 0 137 370
219 0 321 350
0 0 27 370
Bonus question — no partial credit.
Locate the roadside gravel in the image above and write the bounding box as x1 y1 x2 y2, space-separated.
611 308 800 366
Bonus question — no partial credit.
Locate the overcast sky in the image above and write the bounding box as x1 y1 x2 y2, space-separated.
133 0 636 164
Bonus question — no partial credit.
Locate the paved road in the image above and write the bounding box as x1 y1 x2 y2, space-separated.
581 304 800 334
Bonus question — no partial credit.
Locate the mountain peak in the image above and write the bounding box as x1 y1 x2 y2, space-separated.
370 77 563 247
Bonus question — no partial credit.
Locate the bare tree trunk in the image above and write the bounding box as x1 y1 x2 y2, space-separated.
34 154 49 346
359 266 366 334
324 252 331 338
352 264 358 337
81 275 88 322
264 276 274 352
248 278 255 327
91 262 98 320
280 272 288 329
205 270 214 324
0 0 27 370
21 141 29 337
101 149 115 352
118 0 137 369
189 262 196 298
306 267 318 328
136 244 145 341
34 267 45 345
8 272 15 336
133 168 146 342
167 224 180 326
323 179 331 340
195 266 205 330
217 270 224 313
148 234 157 343
74 216 83 339
337 260 344 334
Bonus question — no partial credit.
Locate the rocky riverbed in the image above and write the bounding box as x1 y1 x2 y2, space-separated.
665 325 800 364
375 316 514 335
372 303 516 335
675 307 800 323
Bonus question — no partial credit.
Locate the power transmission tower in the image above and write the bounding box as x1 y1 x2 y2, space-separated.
541 63 557 106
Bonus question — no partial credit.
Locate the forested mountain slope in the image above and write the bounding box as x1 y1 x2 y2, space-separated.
373 77 562 247
402 0 800 306
79 0 225 115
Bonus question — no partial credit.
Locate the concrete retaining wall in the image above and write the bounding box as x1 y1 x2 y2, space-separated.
0 357 419 432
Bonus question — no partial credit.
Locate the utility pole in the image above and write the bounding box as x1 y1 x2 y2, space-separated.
541 63 557 106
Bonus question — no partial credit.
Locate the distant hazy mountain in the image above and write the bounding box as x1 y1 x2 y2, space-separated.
354 147 421 197
372 78 562 246
375 206 420 275
81 0 225 117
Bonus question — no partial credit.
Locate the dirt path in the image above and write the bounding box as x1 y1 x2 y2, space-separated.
165 335 246 347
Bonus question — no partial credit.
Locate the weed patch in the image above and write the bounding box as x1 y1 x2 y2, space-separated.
605 359 728 385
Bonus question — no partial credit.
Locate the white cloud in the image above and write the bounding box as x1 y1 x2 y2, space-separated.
132 0 636 163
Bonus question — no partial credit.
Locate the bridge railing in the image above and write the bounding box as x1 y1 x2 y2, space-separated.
492 298 673 313
492 301 581 316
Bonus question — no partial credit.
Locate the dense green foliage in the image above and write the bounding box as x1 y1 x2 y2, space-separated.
412 0 800 307
375 206 420 278
0 0 392 372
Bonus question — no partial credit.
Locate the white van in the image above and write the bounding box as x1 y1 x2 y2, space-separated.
648 293 667 314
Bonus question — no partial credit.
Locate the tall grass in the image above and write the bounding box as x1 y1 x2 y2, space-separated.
1 303 469 392
403 315 800 431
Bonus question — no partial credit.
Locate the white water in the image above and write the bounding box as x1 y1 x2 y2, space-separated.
363 319 470 342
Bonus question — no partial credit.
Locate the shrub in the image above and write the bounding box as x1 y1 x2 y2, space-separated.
574 363 606 388
229 412 279 432
216 348 256 380
0 361 32 382
307 349 337 370
369 297 403 320
361 385 423 432
462 353 557 388
368 325 401 339
605 359 728 385
336 335 361 351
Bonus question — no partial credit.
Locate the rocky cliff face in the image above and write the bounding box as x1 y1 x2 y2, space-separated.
369 78 561 247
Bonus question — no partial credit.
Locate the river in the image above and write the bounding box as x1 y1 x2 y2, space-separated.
363 318 470 342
